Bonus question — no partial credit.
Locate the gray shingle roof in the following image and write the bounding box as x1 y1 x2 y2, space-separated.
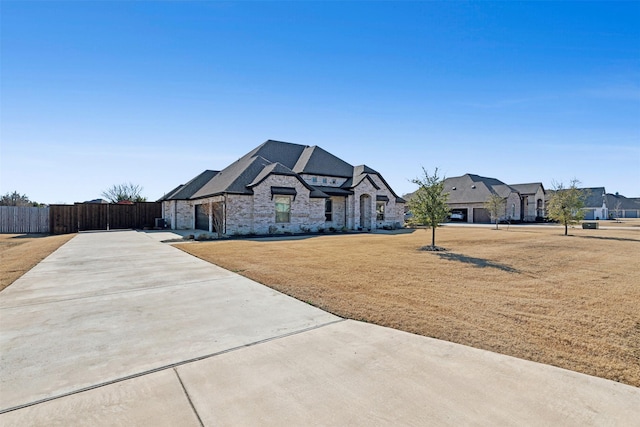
158 170 219 201
293 145 354 178
443 174 517 204
179 140 402 202
581 187 606 208
606 194 640 210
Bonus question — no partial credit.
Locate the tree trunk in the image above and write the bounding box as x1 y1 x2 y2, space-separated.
564 222 568 236
431 226 436 247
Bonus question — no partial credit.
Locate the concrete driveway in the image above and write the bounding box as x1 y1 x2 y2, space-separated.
1 230 638 426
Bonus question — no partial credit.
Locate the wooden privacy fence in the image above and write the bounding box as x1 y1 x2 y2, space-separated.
0 206 50 233
49 202 162 235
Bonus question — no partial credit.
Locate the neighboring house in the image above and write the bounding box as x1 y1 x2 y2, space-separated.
510 183 546 221
403 174 546 223
441 174 524 223
579 187 608 220
605 193 640 219
160 140 405 235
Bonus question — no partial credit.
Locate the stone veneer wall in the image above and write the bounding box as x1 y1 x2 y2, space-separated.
370 174 404 228
162 200 195 229
225 174 326 235
325 196 347 229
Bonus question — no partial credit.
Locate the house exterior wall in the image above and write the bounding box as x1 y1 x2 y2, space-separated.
162 200 194 229
192 196 226 233
350 178 378 230
224 175 326 235
324 196 347 229
370 174 404 229
449 193 522 223
521 187 546 221
505 192 522 221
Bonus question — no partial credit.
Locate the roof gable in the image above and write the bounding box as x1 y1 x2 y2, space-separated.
510 183 545 195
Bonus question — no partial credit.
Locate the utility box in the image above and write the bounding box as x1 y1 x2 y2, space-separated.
582 222 599 229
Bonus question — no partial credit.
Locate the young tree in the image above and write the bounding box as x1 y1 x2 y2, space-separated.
484 193 506 230
613 200 623 222
547 179 586 236
200 200 224 238
101 183 147 203
407 167 450 249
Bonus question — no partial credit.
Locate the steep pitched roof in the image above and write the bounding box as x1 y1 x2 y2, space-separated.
243 140 307 169
293 145 354 177
443 174 517 204
159 170 219 201
191 156 273 198
580 187 607 208
181 140 402 202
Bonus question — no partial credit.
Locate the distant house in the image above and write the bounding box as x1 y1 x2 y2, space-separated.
579 187 608 220
510 183 546 221
160 140 405 235
605 193 640 219
441 174 522 223
404 173 546 223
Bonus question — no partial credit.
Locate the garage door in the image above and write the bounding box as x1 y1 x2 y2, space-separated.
195 205 209 231
473 208 491 223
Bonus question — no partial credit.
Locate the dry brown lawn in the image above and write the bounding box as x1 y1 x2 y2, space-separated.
0 233 75 292
177 224 640 387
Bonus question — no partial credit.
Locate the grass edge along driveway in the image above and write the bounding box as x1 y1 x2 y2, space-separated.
177 225 640 387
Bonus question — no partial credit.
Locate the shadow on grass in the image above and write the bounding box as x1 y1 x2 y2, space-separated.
575 235 640 243
435 252 521 273
10 233 50 239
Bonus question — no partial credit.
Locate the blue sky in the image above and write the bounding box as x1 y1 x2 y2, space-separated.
1 1 639 203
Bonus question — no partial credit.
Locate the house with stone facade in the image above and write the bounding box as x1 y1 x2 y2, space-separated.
405 173 546 223
160 140 405 235
442 174 523 223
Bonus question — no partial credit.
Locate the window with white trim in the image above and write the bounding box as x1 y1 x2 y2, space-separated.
275 196 291 223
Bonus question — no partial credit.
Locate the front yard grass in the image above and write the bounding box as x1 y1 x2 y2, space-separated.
177 225 640 387
0 233 75 292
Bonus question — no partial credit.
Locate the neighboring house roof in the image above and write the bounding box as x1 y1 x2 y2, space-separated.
184 140 404 202
580 187 607 208
510 183 545 196
158 169 219 201
605 193 640 210
443 174 518 204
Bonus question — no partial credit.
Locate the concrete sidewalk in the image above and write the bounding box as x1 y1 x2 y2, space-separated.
1 230 639 425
